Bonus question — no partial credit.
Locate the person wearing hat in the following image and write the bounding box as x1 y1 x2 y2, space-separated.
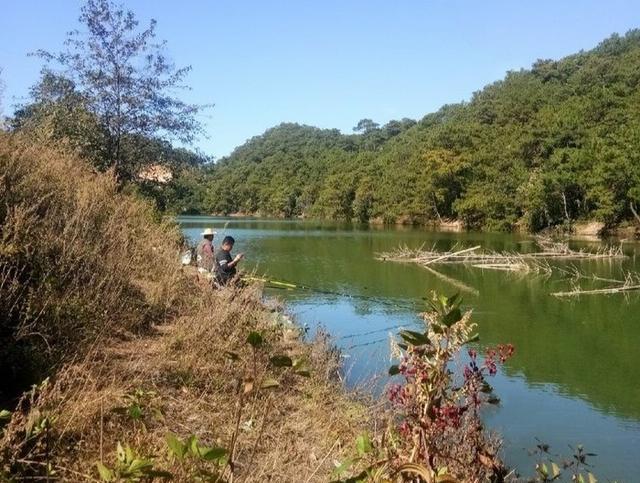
196 228 217 273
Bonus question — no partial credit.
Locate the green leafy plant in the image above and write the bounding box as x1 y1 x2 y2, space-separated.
166 433 227 463
96 442 172 481
531 440 601 483
165 433 228 482
113 388 163 429
330 433 375 483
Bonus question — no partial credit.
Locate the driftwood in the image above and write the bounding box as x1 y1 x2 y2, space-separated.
423 246 481 265
471 263 529 272
552 285 640 297
552 270 640 297
377 238 625 269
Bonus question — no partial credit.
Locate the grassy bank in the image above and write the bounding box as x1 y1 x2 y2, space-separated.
0 133 369 481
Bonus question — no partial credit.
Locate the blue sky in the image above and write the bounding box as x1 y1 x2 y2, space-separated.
1 1 639 159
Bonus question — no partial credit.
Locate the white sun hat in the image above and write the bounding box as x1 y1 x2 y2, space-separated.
201 228 217 236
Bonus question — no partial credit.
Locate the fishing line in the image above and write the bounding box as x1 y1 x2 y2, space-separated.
345 336 389 350
247 275 422 311
338 322 410 340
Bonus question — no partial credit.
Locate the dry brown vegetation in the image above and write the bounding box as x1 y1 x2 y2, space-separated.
0 133 369 481
0 132 184 390
1 282 370 482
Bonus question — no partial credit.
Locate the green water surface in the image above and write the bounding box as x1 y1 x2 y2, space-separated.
179 216 640 481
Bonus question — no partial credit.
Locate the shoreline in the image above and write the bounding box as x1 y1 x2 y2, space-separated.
181 211 640 241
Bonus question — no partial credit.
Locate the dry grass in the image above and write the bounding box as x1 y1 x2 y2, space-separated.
0 132 185 395
1 281 370 482
0 133 371 481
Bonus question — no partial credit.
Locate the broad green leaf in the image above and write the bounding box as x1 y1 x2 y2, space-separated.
551 462 561 478
199 446 228 461
355 433 372 456
0 410 11 420
124 445 135 464
587 473 597 483
96 462 113 481
128 459 153 473
399 330 430 346
246 331 263 347
270 355 293 367
537 463 548 476
293 357 307 369
166 433 186 459
446 293 460 307
188 435 199 456
293 358 311 376
442 308 462 327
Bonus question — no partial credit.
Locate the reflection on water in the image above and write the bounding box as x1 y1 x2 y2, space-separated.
179 216 640 481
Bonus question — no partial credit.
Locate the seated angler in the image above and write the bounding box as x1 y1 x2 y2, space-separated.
215 236 244 285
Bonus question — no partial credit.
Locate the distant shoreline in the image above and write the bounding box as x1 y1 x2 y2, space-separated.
178 212 639 240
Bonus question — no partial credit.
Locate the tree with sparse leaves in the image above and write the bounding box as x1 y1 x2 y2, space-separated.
32 0 207 180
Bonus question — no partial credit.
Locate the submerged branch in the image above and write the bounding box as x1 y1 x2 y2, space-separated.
422 265 480 296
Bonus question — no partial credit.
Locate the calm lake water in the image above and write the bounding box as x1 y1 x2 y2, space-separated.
179 216 640 481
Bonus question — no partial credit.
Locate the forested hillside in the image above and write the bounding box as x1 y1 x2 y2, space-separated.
191 30 640 232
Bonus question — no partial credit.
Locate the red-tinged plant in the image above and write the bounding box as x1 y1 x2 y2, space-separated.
384 293 514 482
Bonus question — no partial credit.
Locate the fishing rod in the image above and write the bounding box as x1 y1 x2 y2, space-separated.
243 275 423 311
